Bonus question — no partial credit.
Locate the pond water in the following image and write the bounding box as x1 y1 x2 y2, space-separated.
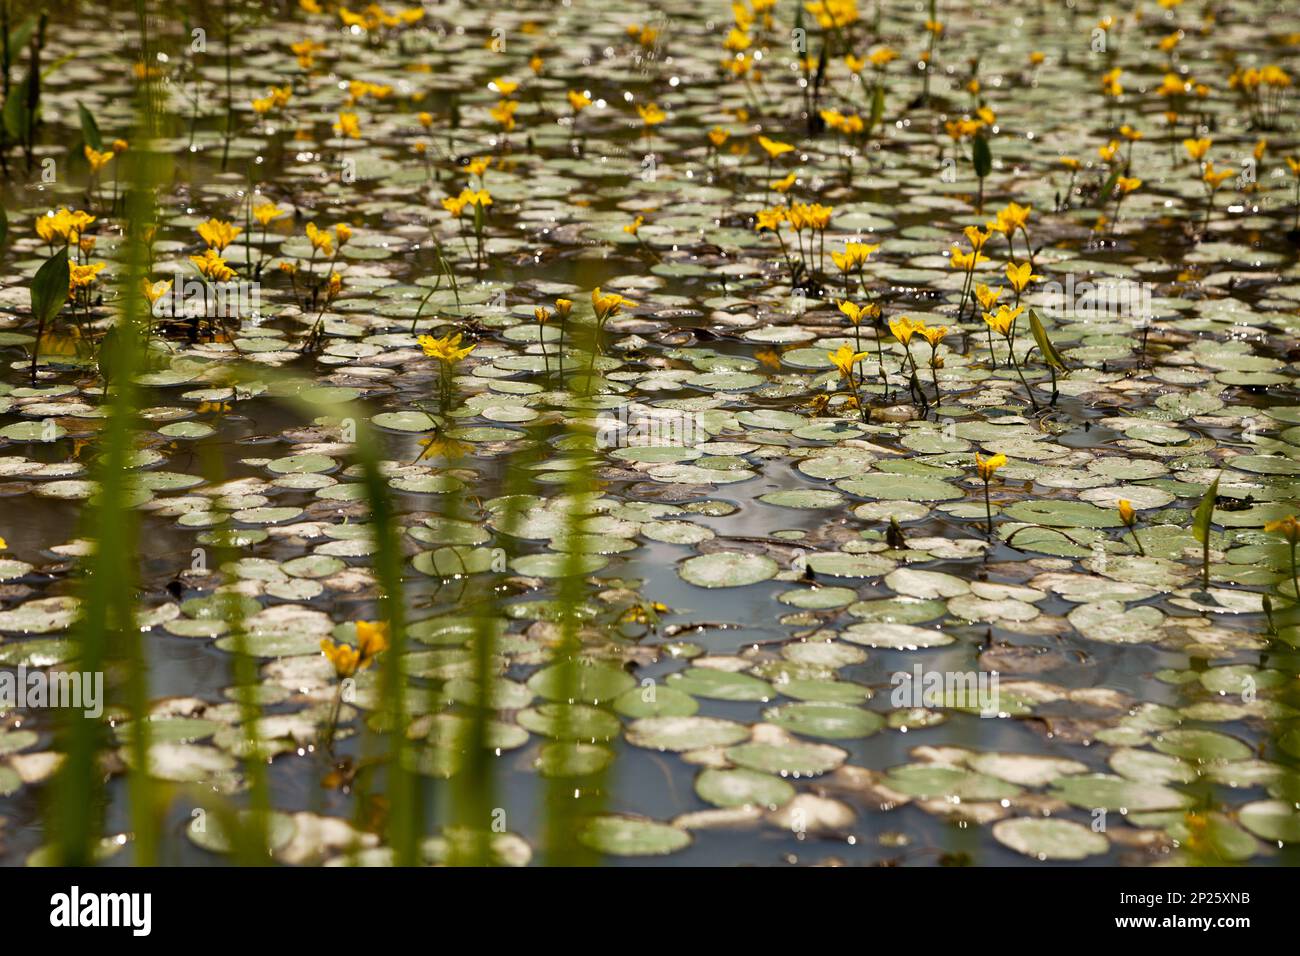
0 0 1299 866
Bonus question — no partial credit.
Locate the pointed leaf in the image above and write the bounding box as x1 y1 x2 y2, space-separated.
78 102 102 151
972 132 992 179
1191 473 1220 545
1028 309 1067 370
30 248 69 328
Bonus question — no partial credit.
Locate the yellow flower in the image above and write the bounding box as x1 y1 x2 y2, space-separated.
68 261 107 290
534 306 551 324
771 171 798 193
982 304 1023 337
489 99 519 131
83 145 115 173
998 202 1032 231
1118 499 1136 527
334 112 362 138
417 331 477 364
354 620 390 663
1264 515 1300 544
592 287 635 320
1202 163 1234 188
320 638 361 678
197 218 241 251
1157 73 1189 97
1183 137 1212 161
334 223 353 244
624 215 645 236
944 118 983 141
754 206 786 232
35 208 96 245
868 46 898 67
418 111 433 128
253 201 286 226
828 343 868 379
554 298 572 318
950 246 989 270
963 225 992 252
708 127 730 148
838 300 864 324
189 248 237 282
974 283 1003 311
1005 261 1042 293
466 156 491 178
636 103 667 126
1100 67 1122 97
1098 140 1121 163
567 89 592 111
831 240 879 272
441 193 469 217
919 325 948 348
975 452 1006 482
490 77 519 96
757 135 795 158
1115 176 1142 194
1119 123 1143 142
141 278 173 305
305 222 334 255
888 315 920 344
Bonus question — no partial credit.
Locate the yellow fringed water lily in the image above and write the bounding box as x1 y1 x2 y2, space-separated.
354 620 390 663
975 283 1003 311
305 222 334 255
919 324 948 348
84 146 115 174
141 278 173 307
757 135 794 158
888 315 920 344
982 303 1023 336
1006 261 1042 294
950 246 989 271
197 218 241 251
1266 515 1300 544
828 343 868 379
975 451 1006 482
636 103 667 126
334 111 362 138
189 248 237 282
592 287 635 320
252 202 287 226
1183 137 1212 161
320 638 361 678
1118 499 1136 527
418 331 476 364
